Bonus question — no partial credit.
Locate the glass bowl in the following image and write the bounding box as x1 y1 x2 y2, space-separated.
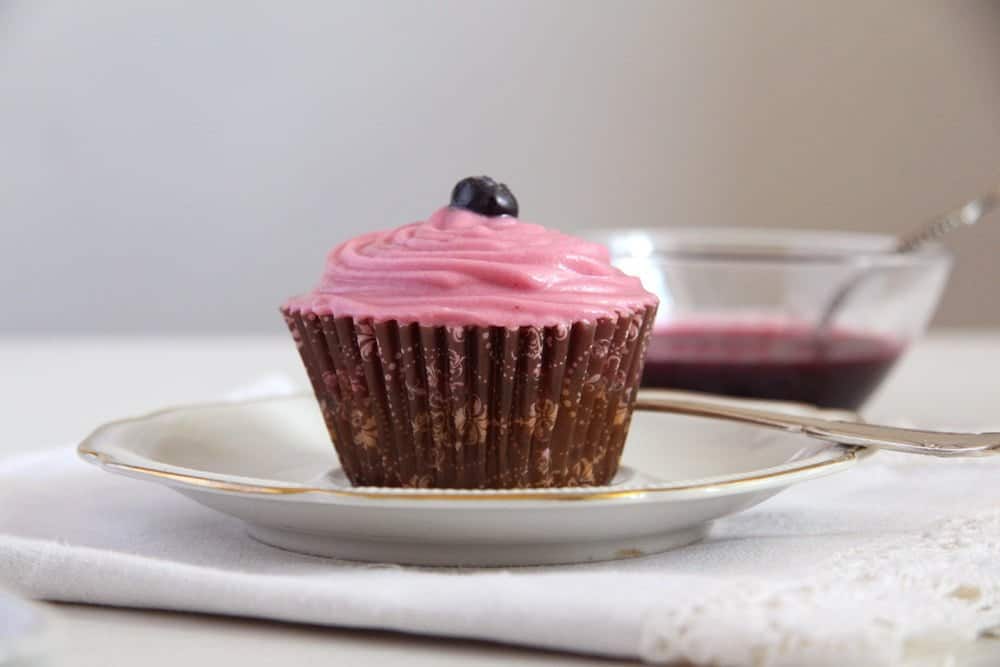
589 227 952 409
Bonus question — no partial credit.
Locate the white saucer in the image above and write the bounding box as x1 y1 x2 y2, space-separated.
79 390 872 566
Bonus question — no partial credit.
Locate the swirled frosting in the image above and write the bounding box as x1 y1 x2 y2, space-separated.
284 207 657 327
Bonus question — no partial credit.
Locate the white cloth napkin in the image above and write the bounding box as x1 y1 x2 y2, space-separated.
1 379 1000 666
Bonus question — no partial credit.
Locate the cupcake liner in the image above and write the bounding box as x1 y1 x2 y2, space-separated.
281 304 656 489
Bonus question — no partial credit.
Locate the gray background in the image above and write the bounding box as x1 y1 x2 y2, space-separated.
2 0 999 334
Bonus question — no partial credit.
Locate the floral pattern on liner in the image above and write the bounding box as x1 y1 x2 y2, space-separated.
282 305 656 489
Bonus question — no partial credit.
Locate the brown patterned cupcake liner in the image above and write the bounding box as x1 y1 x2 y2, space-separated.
282 304 656 489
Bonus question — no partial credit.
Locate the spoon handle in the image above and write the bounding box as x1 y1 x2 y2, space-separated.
896 186 1000 252
634 394 1000 457
817 184 999 331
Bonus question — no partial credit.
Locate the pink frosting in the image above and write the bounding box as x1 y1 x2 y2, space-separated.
284 207 657 327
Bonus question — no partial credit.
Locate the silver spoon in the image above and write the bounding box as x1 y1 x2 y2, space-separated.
635 391 1000 457
817 184 1000 331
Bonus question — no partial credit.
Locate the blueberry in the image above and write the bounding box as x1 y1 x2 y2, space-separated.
450 176 519 217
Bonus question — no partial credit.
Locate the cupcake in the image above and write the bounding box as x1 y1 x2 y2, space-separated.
282 176 658 489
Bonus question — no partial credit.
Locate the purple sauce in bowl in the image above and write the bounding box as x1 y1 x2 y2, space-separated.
589 227 952 409
642 323 905 409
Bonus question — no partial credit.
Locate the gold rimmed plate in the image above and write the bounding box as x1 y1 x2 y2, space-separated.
79 390 873 566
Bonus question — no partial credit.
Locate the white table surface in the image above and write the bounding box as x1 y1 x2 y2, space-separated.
3 331 1000 666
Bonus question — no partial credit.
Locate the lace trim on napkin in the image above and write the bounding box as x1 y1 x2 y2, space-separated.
640 455 1000 666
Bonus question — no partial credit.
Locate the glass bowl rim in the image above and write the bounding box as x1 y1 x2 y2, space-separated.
584 226 952 269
